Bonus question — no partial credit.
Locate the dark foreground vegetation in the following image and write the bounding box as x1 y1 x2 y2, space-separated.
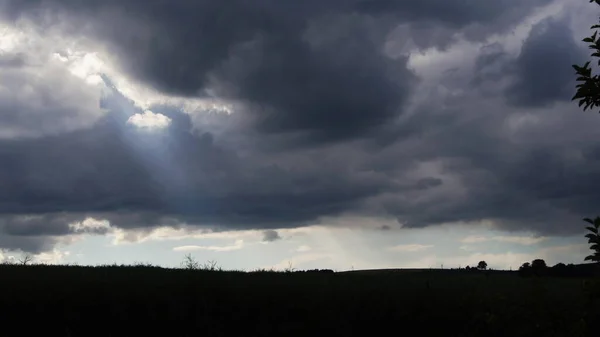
0 264 599 337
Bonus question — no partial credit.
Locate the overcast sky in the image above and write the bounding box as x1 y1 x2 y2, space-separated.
0 0 598 270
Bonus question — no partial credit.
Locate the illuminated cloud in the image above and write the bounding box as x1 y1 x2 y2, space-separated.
127 110 172 130
173 239 245 252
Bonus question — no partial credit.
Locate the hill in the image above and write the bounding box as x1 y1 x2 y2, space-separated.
0 264 598 337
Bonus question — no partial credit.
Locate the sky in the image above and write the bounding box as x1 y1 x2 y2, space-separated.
0 0 598 271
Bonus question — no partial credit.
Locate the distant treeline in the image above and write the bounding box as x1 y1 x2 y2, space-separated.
456 260 600 278
518 262 600 278
297 269 335 273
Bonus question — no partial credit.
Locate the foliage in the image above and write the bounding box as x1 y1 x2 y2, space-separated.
573 3 600 265
477 260 488 270
572 0 600 111
519 260 599 278
583 217 600 263
180 254 223 271
181 253 200 270
531 259 547 270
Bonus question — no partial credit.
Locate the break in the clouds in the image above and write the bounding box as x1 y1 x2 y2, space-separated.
0 0 598 255
0 44 105 139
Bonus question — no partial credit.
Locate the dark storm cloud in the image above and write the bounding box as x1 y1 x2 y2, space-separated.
471 42 513 87
262 230 281 243
0 0 550 142
1 0 592 254
0 86 428 242
504 16 587 107
0 213 109 253
377 90 600 236
356 0 548 25
0 234 59 254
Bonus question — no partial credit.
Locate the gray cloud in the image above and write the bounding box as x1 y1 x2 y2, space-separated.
262 230 281 243
0 0 550 143
1 0 598 254
0 51 104 139
504 16 586 107
0 213 104 253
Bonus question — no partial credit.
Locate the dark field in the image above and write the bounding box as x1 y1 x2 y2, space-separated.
0 265 599 337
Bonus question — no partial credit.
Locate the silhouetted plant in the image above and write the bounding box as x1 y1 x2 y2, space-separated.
181 253 200 270
303 269 334 273
518 262 532 277
18 254 34 266
477 261 487 270
530 259 548 277
583 217 600 263
531 259 547 270
573 7 600 263
572 0 600 112
284 260 296 273
201 259 221 271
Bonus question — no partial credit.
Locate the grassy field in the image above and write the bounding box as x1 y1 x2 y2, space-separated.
0 264 598 337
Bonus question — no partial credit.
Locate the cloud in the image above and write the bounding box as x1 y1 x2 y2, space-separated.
295 245 312 253
126 110 171 130
0 0 551 143
388 244 434 253
0 48 105 139
1 0 599 255
461 235 547 245
173 239 244 252
262 230 281 243
34 249 70 265
504 15 586 107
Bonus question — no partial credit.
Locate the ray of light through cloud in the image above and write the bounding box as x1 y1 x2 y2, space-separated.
0 0 597 271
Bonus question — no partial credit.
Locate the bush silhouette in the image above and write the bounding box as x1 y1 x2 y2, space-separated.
583 217 600 263
518 262 532 277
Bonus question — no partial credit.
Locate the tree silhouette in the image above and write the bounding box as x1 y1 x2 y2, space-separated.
518 262 532 277
572 0 600 111
17 254 34 266
531 259 547 270
583 217 600 263
573 1 600 264
477 261 487 270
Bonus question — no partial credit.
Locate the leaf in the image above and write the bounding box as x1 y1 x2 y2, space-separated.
585 255 593 261
584 218 594 224
586 226 599 233
591 244 600 251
